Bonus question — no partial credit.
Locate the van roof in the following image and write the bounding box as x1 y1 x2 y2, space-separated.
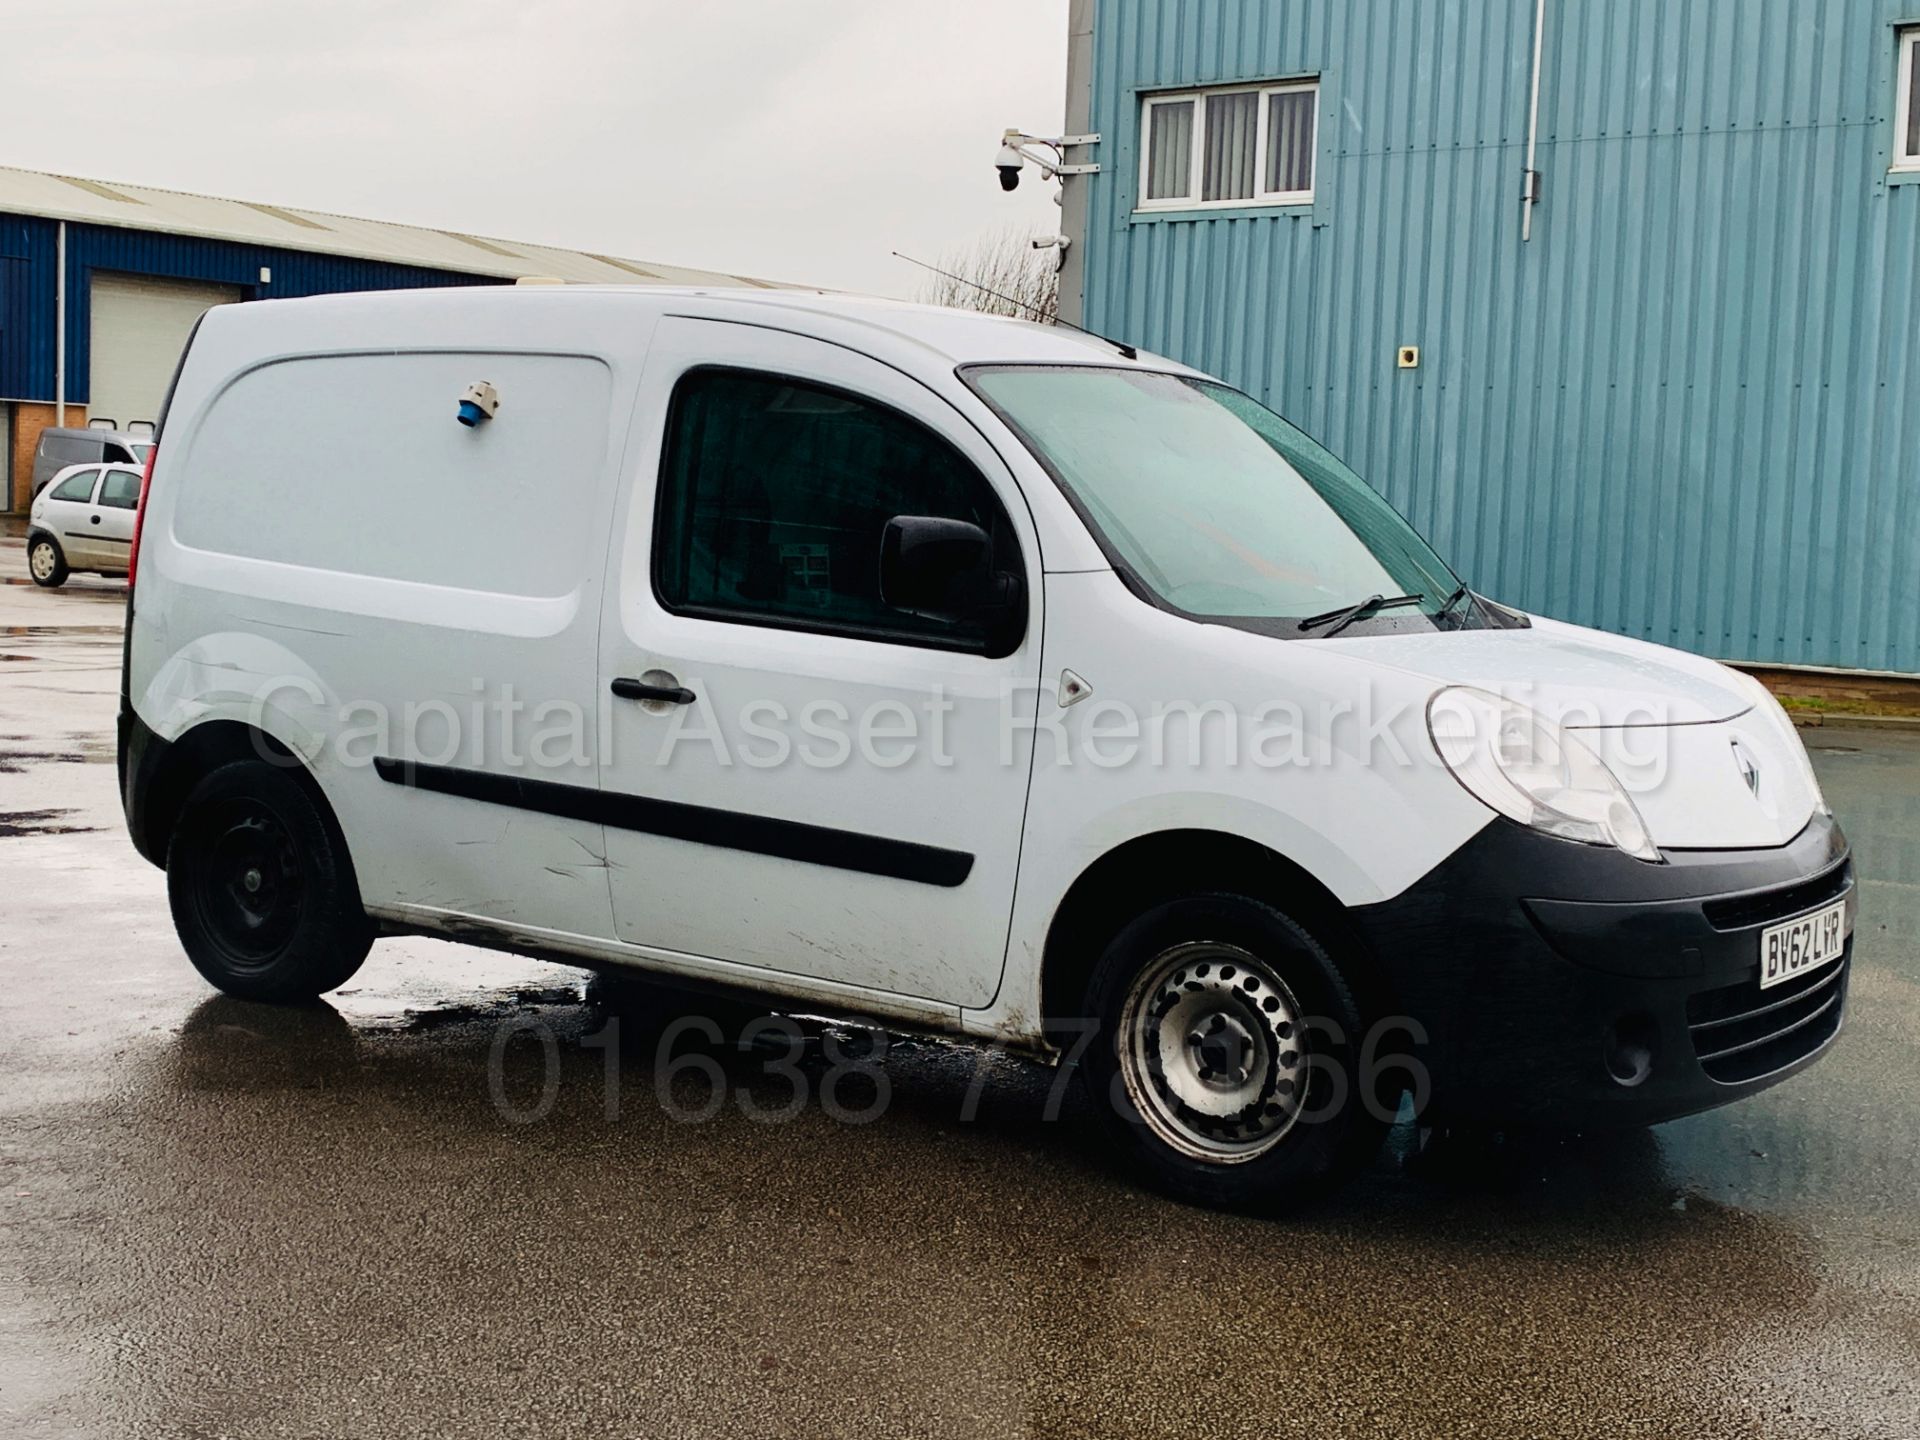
38 426 150 443
597 287 1165 367
206 284 1186 373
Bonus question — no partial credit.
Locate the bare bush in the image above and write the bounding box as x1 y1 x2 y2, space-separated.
915 227 1059 323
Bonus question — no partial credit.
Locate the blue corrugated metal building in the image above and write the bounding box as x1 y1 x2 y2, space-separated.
0 215 483 408
0 164 773 510
1057 0 1920 674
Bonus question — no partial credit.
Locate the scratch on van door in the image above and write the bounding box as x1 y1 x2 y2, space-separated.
543 866 576 880
566 834 610 868
241 617 350 639
784 930 843 963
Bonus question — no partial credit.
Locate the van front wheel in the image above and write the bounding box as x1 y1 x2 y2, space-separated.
1081 893 1387 1210
166 760 373 1002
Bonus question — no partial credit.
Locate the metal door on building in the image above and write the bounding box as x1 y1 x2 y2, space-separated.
87 274 242 430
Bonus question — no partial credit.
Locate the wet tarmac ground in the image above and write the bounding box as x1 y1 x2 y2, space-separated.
2 531 1918 1437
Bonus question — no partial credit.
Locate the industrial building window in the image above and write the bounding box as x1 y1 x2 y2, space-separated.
1138 80 1317 211
1898 28 1920 171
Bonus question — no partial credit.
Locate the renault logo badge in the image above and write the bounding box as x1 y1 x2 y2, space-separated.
1730 738 1762 798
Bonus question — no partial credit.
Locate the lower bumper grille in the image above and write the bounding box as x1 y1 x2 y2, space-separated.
1686 951 1849 1085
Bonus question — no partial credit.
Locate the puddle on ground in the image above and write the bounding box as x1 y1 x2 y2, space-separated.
0 808 102 838
355 983 589 1033
0 625 127 637
0 748 103 772
0 574 124 590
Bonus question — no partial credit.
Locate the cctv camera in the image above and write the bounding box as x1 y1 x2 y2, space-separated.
996 142 1024 191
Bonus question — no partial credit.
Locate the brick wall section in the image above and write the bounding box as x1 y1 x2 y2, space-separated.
7 402 87 512
1742 666 1920 719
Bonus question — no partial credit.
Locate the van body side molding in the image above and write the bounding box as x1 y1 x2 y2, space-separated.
371 757 975 888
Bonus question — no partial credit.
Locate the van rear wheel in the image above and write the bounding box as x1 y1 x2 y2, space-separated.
27 536 67 588
166 759 373 1002
1080 893 1388 1210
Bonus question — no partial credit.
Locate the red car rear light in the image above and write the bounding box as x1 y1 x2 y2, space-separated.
127 445 157 590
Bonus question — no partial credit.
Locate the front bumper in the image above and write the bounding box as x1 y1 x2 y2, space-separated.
1349 811 1854 1127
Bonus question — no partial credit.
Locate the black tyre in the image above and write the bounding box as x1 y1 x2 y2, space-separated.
1080 893 1388 1210
27 534 68 588
166 759 373 1002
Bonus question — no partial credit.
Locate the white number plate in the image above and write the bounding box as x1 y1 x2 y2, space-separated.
1759 899 1848 990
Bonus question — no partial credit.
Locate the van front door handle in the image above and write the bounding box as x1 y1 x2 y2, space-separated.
90 514 102 525
611 677 696 705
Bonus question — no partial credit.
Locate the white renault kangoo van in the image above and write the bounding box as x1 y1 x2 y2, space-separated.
120 288 1853 1205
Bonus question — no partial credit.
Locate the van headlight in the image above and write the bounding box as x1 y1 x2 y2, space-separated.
1427 687 1661 862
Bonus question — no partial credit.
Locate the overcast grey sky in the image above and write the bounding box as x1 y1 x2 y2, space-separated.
1 0 1068 295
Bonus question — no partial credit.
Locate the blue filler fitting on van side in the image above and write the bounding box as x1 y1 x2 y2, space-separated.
457 381 501 427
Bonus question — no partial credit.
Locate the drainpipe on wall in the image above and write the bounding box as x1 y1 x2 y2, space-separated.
54 221 67 425
1521 0 1547 241
1057 0 1095 327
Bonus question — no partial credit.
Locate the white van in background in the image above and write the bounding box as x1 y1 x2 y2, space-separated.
119 287 1854 1207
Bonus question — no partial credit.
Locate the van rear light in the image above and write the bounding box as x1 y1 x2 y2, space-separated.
127 444 157 590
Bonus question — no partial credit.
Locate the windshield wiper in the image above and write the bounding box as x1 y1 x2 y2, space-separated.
1296 592 1424 638
1434 583 1476 625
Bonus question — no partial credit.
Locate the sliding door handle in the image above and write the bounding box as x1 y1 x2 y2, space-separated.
611 676 696 706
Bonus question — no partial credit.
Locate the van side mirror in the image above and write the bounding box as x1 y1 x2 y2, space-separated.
879 515 1023 641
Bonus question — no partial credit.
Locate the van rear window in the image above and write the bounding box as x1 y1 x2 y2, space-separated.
40 437 96 466
171 352 611 598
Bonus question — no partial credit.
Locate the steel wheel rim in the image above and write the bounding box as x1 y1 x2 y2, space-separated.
29 542 55 580
1118 941 1307 1164
188 799 305 970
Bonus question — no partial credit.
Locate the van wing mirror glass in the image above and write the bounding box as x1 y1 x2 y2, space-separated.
880 515 991 620
879 515 1006 626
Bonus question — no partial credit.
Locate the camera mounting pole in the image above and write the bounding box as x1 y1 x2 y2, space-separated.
1000 129 1101 179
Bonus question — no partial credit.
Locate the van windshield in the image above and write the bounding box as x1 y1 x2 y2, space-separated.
966 365 1490 635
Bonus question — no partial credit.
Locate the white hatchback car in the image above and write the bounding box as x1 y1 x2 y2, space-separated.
27 461 144 586
118 287 1854 1207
